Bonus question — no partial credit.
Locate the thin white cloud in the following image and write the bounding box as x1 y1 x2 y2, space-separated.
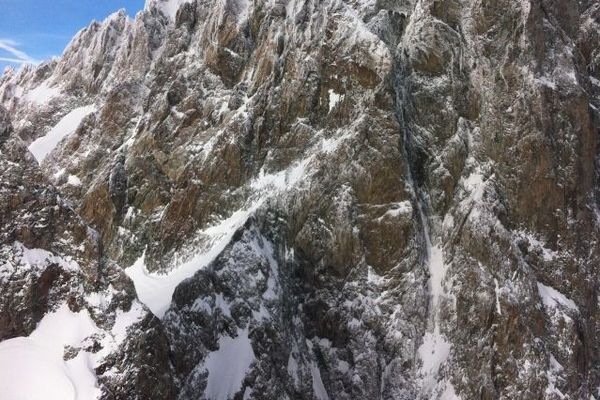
0 57 29 64
0 39 38 64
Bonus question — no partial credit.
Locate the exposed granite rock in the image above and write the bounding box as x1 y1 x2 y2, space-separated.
1 0 599 399
0 106 175 398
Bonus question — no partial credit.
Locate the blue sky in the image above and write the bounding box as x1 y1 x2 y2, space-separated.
0 0 145 71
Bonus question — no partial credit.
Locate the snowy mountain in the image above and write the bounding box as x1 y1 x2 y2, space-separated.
1 0 600 399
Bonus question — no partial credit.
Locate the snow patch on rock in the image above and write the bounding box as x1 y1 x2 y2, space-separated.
111 301 146 343
25 82 61 105
320 130 353 154
127 155 313 318
0 242 80 277
126 204 255 317
537 282 578 313
494 278 502 315
546 355 566 399
328 89 342 112
518 231 559 261
428 244 449 314
204 328 255 400
67 175 82 186
28 105 96 163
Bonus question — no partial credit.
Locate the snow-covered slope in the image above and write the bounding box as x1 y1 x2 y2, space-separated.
1 0 600 399
0 106 175 399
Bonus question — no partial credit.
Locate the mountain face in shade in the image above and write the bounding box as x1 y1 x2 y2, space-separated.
1 0 599 399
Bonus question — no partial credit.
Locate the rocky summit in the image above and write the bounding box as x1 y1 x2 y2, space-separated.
1 0 599 399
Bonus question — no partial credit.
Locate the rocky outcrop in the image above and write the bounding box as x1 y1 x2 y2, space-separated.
0 106 175 399
399 1 600 398
0 0 599 399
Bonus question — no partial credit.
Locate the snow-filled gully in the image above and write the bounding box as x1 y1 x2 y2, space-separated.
28 105 96 163
393 63 458 398
126 155 313 318
125 128 355 319
415 206 455 398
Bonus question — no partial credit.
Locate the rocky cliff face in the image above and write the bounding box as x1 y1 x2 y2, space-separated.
1 0 599 399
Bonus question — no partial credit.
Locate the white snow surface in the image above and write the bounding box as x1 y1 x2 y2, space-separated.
328 89 342 112
428 244 448 317
25 82 61 105
310 360 330 400
440 381 461 400
125 204 256 318
537 282 579 313
0 242 79 280
204 328 256 400
494 278 502 315
28 105 96 162
0 296 146 400
67 175 82 186
383 201 413 218
111 301 145 343
320 130 352 154
0 338 77 400
418 330 452 391
0 304 101 400
416 208 455 397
